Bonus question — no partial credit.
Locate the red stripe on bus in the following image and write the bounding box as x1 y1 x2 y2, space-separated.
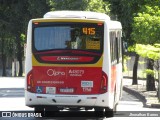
31 66 104 94
34 50 101 56
40 56 94 62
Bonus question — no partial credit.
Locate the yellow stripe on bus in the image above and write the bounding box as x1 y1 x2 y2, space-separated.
32 19 104 24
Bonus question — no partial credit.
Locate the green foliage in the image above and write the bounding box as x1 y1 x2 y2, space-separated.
124 55 131 60
132 5 160 44
132 5 160 89
123 55 131 72
138 61 145 65
48 0 85 11
135 44 160 60
20 34 26 46
48 0 110 14
143 69 155 77
128 45 135 52
85 0 110 13
28 0 50 18
108 0 148 46
0 0 111 76
20 34 25 41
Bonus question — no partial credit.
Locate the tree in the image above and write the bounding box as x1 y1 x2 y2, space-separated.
109 0 160 86
0 0 15 76
84 0 110 13
0 0 51 76
135 44 160 90
0 35 7 76
132 54 139 84
0 0 31 76
108 0 146 45
28 0 50 18
8 0 30 76
108 0 148 85
132 5 160 91
48 0 110 14
128 45 139 85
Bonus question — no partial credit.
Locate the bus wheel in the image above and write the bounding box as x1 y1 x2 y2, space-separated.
94 107 104 117
34 106 44 117
104 107 114 117
45 106 59 117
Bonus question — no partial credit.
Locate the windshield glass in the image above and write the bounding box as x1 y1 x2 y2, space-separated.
33 22 104 52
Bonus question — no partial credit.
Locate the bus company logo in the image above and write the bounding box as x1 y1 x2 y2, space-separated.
69 69 84 77
57 57 79 61
47 69 65 76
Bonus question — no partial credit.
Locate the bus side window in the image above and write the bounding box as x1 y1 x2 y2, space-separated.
110 32 112 62
117 31 122 62
110 31 117 64
110 32 113 63
115 31 122 63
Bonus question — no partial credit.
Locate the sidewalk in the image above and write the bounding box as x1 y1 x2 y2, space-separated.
123 78 160 108
0 77 24 88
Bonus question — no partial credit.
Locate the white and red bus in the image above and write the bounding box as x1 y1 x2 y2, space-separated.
25 11 123 117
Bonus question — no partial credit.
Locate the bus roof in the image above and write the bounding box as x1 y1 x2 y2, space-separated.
44 11 110 20
109 21 122 30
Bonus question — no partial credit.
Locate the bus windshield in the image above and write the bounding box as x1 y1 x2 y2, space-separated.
33 22 104 52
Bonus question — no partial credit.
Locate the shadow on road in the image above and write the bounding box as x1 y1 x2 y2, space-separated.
0 88 24 97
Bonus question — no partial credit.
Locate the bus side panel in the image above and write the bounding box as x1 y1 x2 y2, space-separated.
25 20 33 76
111 65 117 93
115 63 123 103
25 20 33 106
102 22 113 109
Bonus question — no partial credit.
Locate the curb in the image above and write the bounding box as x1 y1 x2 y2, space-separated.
123 86 146 104
151 104 160 108
123 86 160 108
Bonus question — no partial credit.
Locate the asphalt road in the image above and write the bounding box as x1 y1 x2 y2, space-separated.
0 78 160 119
0 88 24 97
0 89 160 120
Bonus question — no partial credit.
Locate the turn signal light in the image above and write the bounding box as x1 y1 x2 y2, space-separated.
100 71 108 94
27 70 35 92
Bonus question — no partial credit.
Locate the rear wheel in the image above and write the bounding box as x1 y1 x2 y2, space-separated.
34 106 44 117
94 107 104 117
104 107 114 117
45 106 59 117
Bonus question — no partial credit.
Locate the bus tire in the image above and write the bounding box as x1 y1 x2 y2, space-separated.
34 106 44 117
94 107 104 117
104 107 114 117
45 106 59 117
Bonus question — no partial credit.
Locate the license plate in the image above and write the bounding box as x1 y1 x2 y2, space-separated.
46 87 56 94
60 88 74 93
81 81 93 87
